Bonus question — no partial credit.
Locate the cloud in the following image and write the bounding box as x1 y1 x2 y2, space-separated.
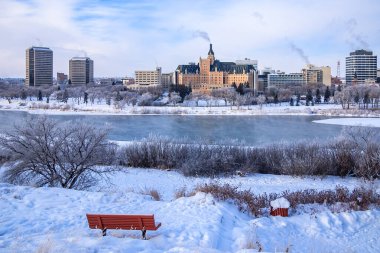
0 0 379 77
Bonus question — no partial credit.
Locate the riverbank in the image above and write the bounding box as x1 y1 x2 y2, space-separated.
1 98 380 117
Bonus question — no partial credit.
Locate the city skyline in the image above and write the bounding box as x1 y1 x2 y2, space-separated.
0 0 379 77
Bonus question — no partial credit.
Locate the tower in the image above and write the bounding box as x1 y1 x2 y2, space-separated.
26 46 53 86
69 57 94 86
207 43 215 65
337 61 340 78
346 49 377 85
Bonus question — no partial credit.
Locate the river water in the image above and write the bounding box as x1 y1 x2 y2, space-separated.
0 111 344 146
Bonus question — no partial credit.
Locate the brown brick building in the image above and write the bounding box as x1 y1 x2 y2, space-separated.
175 44 257 92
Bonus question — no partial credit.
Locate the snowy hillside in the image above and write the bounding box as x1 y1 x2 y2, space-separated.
1 169 379 253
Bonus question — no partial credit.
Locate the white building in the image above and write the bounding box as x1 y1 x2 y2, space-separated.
268 73 305 87
129 67 162 89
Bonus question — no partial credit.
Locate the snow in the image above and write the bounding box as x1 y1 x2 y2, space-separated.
1 168 379 252
1 97 380 117
314 117 380 128
270 197 290 209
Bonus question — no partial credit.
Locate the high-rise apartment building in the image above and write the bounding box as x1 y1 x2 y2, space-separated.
346 49 377 85
302 64 331 86
25 46 53 86
69 57 94 86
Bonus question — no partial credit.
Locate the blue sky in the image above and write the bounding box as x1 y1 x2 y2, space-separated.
0 0 379 77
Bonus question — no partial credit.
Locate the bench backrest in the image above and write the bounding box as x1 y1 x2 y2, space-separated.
86 214 160 231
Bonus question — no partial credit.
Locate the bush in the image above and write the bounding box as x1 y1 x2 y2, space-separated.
0 117 117 190
119 126 380 180
195 183 380 217
140 188 161 201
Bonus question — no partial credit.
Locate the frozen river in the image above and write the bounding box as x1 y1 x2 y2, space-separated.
0 110 345 145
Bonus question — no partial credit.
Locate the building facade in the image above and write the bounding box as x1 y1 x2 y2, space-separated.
127 67 162 90
161 72 174 90
346 49 377 85
26 46 53 86
268 73 305 88
302 64 331 86
69 57 94 86
175 44 257 93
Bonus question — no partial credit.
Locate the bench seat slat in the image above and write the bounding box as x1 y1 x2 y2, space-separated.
86 214 161 231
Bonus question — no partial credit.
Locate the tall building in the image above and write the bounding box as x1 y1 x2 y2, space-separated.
175 44 257 92
302 64 331 86
161 72 174 90
69 57 94 86
25 46 53 86
346 49 377 85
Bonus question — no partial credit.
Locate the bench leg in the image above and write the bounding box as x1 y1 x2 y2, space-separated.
102 228 107 236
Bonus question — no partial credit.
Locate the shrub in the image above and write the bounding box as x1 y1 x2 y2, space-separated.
119 126 380 180
140 188 161 201
0 117 117 190
195 183 380 217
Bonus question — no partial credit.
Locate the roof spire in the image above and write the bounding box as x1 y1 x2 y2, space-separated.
208 43 214 56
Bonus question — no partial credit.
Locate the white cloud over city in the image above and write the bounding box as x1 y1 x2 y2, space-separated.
0 0 379 77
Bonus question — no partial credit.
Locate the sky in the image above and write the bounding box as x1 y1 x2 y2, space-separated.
0 0 379 78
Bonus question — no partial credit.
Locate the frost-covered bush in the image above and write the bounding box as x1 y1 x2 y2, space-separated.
0 117 117 189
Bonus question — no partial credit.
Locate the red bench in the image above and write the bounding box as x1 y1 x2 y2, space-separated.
86 214 161 238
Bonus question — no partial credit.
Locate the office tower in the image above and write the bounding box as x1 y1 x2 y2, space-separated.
69 57 94 85
26 47 53 86
346 49 377 85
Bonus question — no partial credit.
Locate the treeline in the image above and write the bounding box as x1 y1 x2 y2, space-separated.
1 82 379 109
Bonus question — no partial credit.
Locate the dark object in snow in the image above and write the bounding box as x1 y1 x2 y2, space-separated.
270 197 290 217
86 214 161 238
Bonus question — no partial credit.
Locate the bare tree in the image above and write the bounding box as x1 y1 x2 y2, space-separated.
0 117 117 189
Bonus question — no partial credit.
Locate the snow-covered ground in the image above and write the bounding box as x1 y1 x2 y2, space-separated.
314 118 380 128
1 97 380 117
1 168 379 253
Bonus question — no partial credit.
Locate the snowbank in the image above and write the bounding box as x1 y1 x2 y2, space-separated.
314 117 380 128
1 171 380 252
270 197 290 209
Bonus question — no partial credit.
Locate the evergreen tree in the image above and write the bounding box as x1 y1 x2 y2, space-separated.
38 90 43 101
274 93 279 104
237 83 244 95
354 92 359 104
84 92 88 104
62 89 69 103
296 94 300 106
315 89 321 104
324 86 330 103
115 91 122 101
306 89 313 106
21 89 27 100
